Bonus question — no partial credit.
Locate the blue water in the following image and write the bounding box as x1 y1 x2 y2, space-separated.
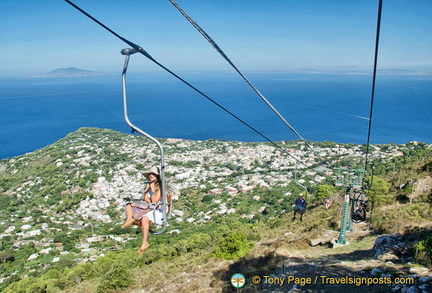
1 73 431 159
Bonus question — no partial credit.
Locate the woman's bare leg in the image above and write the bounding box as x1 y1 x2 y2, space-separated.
125 204 133 219
138 217 151 255
121 204 135 229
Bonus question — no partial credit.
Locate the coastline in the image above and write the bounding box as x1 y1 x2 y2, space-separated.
1 74 431 159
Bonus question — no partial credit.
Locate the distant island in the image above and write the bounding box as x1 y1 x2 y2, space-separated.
27 67 105 78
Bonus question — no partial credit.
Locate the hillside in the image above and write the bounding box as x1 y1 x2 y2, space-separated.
0 127 431 292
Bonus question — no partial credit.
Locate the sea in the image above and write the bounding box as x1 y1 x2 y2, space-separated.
1 72 431 160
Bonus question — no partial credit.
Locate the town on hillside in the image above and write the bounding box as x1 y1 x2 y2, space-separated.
0 128 430 287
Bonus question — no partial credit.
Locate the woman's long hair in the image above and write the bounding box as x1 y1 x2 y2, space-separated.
151 174 162 194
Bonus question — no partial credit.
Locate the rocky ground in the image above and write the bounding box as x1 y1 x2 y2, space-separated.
249 223 431 293
122 177 432 293
118 221 431 293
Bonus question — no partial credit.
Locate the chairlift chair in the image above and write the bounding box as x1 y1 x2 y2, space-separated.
121 48 170 234
124 185 175 232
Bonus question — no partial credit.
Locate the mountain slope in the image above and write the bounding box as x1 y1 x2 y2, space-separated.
0 127 431 292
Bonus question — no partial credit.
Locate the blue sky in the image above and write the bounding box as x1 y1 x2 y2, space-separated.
1 0 431 76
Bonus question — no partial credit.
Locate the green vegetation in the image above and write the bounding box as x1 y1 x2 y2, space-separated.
315 184 337 200
96 263 134 293
417 231 432 266
0 127 431 292
212 231 252 260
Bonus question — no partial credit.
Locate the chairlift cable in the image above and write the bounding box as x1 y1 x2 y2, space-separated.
168 0 317 155
64 0 307 167
364 0 383 174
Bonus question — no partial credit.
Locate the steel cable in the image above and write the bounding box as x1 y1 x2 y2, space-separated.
168 0 317 155
65 0 307 167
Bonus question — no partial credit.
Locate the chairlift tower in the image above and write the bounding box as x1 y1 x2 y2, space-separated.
334 167 365 245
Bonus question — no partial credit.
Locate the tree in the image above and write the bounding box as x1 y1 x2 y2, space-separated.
60 263 95 288
316 184 336 200
96 263 134 293
41 269 61 280
93 252 118 275
416 232 432 266
364 176 391 216
4 276 37 293
213 232 251 260
0 251 14 263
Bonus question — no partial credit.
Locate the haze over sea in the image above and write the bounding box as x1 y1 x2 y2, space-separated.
1 72 431 160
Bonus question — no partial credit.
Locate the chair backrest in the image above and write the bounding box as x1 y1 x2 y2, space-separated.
167 193 172 214
165 185 176 215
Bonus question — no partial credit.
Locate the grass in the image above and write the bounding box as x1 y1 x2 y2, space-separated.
2 128 432 292
371 202 432 234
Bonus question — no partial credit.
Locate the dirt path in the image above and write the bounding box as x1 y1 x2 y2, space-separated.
226 222 428 293
121 220 430 293
412 176 432 198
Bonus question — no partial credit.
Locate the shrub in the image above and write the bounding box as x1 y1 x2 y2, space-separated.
316 184 336 200
416 232 432 267
96 263 134 293
213 232 251 260
3 276 36 293
93 252 118 275
371 203 431 234
60 263 95 288
202 195 213 204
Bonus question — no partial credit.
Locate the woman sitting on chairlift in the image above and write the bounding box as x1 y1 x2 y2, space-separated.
121 166 163 255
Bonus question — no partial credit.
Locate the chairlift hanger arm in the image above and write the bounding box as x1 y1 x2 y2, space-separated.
294 166 308 197
121 52 167 234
